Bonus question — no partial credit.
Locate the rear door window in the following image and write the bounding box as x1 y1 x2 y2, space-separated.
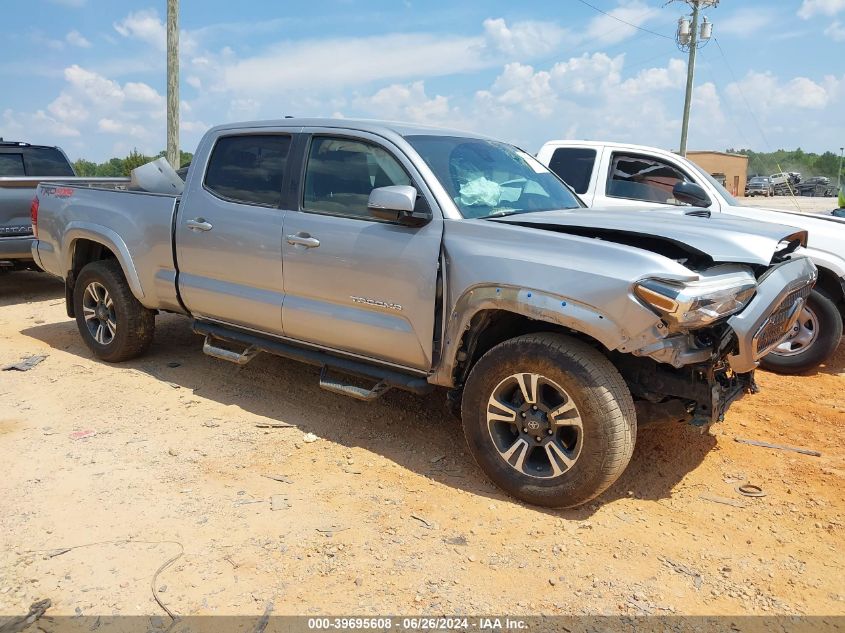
22 147 74 176
204 134 292 207
547 148 596 194
0 153 25 176
607 153 690 205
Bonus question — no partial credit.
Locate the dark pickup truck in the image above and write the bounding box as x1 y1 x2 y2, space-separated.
0 139 125 271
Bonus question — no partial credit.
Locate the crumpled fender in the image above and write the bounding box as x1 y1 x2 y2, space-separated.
429 283 633 387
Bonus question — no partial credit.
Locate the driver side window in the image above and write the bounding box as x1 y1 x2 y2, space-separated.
303 136 413 219
608 153 690 205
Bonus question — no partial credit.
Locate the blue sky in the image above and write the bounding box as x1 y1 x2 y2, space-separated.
2 0 844 161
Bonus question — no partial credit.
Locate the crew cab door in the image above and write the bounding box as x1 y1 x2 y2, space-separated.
175 131 292 336
541 145 603 206
280 130 442 371
592 149 708 211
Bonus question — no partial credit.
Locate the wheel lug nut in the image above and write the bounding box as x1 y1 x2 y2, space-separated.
521 413 527 418
522 428 528 433
547 429 553 435
535 436 542 442
532 405 538 410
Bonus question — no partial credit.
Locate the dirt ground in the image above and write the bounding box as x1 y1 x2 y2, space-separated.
1 271 843 619
737 195 840 215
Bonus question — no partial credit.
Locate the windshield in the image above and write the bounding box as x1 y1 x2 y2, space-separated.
405 135 582 218
692 165 740 206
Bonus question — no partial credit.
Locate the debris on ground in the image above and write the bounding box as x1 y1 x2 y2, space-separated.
699 493 746 508
0 598 52 632
262 474 293 484
302 432 319 443
734 437 822 457
736 484 767 497
2 355 47 372
255 422 295 429
270 495 289 511
69 429 96 440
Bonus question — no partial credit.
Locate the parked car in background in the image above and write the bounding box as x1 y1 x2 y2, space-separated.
797 176 835 197
746 176 773 197
31 119 817 508
0 139 126 271
538 140 844 374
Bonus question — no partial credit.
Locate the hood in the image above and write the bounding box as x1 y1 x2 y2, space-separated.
492 207 807 266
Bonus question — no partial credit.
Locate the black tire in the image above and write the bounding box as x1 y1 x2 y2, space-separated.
73 259 155 362
461 333 636 508
760 290 842 375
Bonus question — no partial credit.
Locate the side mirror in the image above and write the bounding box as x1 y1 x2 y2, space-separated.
672 181 712 207
367 185 431 227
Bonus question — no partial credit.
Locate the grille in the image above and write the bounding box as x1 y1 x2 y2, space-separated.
754 283 814 355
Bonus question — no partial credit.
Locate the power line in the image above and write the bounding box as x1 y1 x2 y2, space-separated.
712 36 772 150
574 0 674 40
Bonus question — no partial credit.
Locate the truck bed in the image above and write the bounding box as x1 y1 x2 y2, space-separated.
33 183 183 312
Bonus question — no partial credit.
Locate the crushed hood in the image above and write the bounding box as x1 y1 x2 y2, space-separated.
493 207 807 266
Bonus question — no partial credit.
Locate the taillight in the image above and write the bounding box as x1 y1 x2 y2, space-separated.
30 196 39 238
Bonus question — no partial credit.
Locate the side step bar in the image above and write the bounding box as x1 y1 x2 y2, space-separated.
319 367 391 402
203 336 261 365
193 320 432 397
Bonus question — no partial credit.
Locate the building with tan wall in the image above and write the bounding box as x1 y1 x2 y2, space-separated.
686 151 749 197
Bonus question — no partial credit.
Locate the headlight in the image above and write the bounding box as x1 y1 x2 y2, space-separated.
634 268 757 329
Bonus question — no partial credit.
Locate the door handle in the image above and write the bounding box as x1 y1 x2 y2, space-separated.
187 218 213 232
286 233 320 248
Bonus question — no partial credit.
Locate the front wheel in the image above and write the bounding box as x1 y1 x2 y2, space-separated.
461 333 636 508
73 259 155 362
760 290 842 374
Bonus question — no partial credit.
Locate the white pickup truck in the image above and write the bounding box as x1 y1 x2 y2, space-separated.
538 140 844 374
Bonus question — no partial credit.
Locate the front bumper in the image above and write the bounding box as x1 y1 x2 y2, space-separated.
727 257 818 373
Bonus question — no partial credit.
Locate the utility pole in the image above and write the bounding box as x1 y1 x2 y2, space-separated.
674 1 717 157
166 0 179 170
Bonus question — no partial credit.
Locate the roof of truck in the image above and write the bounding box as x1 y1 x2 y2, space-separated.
208 118 491 141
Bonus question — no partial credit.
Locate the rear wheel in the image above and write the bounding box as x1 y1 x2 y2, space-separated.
760 290 842 374
461 333 636 508
73 260 155 362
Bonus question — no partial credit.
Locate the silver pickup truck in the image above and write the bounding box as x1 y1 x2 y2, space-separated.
32 119 817 508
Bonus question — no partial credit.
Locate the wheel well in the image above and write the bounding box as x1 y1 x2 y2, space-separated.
65 239 118 318
815 266 845 320
453 309 605 386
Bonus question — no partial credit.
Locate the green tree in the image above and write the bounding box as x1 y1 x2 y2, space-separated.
72 158 97 176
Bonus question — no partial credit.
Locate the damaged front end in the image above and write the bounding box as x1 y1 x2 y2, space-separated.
622 256 818 428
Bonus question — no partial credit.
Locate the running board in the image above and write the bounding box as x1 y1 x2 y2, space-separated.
203 336 261 365
192 320 432 397
319 367 391 401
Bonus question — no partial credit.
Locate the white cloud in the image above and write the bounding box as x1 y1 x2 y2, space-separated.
2 108 81 139
584 1 661 45
2 65 169 154
718 8 776 36
217 33 487 94
798 0 845 18
97 118 148 138
65 30 92 48
825 20 845 40
353 81 455 125
725 71 834 111
227 98 261 121
114 9 166 51
480 18 568 57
